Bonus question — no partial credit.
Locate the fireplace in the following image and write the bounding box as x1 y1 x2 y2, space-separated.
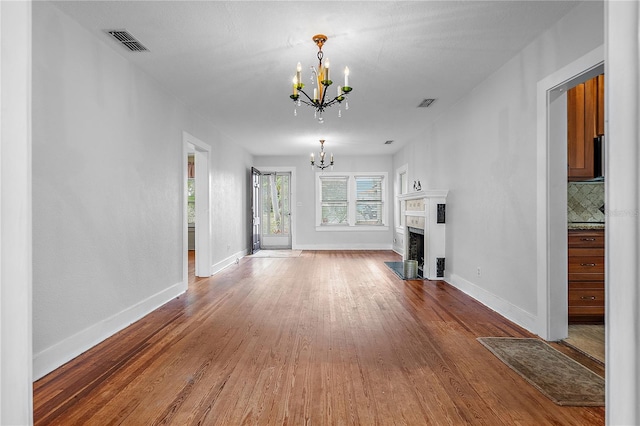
400 190 448 279
407 227 425 278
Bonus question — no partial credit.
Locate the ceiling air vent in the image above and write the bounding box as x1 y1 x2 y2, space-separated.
106 30 149 52
384 140 394 145
417 98 436 108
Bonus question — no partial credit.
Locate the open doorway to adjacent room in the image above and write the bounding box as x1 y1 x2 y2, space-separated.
183 132 212 281
539 47 605 365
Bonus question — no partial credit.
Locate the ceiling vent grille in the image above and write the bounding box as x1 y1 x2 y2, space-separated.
417 98 436 108
106 30 149 52
384 140 394 145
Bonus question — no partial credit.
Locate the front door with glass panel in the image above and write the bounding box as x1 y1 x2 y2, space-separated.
251 167 262 254
261 172 292 249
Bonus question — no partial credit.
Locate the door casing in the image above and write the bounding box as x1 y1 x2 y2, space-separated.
536 45 604 341
183 132 212 280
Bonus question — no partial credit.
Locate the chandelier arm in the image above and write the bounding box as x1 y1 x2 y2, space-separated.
296 88 317 106
297 99 316 107
319 83 329 108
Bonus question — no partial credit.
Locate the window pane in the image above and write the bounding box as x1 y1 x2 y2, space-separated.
322 203 348 225
356 201 382 225
321 177 348 201
321 176 348 225
400 172 407 194
356 177 382 201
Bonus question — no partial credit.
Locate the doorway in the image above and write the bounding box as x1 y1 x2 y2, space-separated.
260 171 292 249
251 167 261 254
536 45 604 342
250 166 297 251
183 132 212 281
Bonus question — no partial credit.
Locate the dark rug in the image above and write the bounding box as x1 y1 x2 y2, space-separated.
385 261 406 279
477 337 605 406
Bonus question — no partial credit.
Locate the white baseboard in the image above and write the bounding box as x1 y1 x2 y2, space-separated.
293 243 394 250
213 249 248 274
33 280 186 381
447 273 538 334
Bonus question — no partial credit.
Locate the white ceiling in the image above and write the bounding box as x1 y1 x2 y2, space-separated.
51 1 580 156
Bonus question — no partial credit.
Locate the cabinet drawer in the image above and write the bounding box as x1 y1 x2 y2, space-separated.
569 288 604 306
568 251 604 274
568 231 604 248
568 259 604 274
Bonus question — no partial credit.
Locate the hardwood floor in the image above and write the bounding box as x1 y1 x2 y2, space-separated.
564 324 605 364
34 251 605 425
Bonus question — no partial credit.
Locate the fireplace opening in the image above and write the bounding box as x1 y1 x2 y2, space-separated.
407 227 424 278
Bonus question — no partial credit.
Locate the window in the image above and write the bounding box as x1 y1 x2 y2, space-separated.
395 164 408 230
320 176 348 225
355 176 383 225
317 172 388 230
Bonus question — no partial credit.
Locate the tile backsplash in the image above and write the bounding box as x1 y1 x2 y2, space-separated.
568 181 604 223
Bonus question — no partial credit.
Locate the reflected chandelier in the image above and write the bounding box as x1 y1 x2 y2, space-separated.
311 140 334 170
290 34 353 123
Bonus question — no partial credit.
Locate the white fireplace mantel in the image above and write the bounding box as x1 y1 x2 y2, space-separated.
399 190 448 279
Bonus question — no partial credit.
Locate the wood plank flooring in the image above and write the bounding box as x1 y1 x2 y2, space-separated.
564 324 605 364
33 251 605 425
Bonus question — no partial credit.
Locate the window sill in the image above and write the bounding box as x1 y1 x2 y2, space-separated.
316 225 389 232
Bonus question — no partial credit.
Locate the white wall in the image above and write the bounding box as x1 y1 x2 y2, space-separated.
393 1 604 330
254 155 394 250
0 1 33 423
606 1 640 423
31 1 252 379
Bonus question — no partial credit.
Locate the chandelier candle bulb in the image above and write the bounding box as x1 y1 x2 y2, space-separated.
325 60 330 81
313 88 318 101
344 66 349 87
292 76 298 96
296 62 302 83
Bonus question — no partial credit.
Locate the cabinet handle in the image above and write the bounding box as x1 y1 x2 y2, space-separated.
580 263 597 267
580 296 597 300
580 238 596 241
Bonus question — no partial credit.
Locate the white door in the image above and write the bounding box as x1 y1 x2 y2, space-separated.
260 172 292 249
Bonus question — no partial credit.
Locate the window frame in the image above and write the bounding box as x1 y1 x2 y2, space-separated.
316 171 389 232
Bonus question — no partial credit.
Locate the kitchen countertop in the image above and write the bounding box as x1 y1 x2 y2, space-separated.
568 222 605 230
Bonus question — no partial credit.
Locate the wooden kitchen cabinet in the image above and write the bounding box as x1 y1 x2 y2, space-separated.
568 229 604 323
567 74 605 181
596 74 605 136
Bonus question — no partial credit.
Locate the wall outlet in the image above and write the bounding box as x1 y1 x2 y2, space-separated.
477 267 481 277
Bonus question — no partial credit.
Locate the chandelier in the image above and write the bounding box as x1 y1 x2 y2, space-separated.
310 140 334 170
290 34 352 123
